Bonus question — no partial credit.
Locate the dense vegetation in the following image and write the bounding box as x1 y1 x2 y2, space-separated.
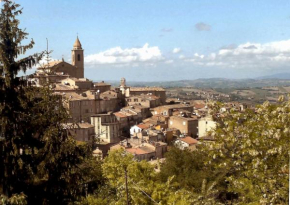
0 1 97 204
0 0 289 204
78 98 289 204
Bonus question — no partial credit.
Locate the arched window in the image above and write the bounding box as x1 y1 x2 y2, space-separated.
77 54 81 61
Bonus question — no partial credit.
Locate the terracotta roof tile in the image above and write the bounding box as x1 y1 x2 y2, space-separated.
180 137 198 145
114 112 127 118
137 124 150 129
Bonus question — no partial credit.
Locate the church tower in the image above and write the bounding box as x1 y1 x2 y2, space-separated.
72 36 84 78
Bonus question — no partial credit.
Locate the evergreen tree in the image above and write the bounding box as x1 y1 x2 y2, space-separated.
0 1 94 203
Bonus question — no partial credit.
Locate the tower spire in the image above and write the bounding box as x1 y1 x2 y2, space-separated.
73 36 82 50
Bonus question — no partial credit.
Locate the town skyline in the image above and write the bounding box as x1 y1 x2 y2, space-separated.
16 0 290 81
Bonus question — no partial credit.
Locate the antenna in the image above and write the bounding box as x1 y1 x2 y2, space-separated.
46 38 49 64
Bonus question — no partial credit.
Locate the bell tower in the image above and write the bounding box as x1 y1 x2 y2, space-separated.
72 36 84 78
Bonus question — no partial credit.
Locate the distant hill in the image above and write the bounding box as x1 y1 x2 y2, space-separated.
105 78 290 89
257 73 290 80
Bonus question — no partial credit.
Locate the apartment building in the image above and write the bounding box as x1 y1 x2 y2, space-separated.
168 115 198 138
125 93 161 108
90 113 120 144
63 122 95 142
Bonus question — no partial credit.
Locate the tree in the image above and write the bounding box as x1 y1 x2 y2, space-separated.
0 1 94 203
159 147 216 192
206 98 290 204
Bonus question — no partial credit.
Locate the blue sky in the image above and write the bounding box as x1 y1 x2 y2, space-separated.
13 0 290 81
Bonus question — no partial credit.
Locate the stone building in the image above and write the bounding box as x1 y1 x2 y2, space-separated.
198 116 216 138
93 81 111 93
119 78 166 104
129 87 166 105
174 136 198 150
35 37 84 84
61 77 93 90
125 93 161 108
125 141 167 161
152 104 193 116
90 113 120 144
63 122 95 142
53 78 112 94
113 105 150 137
62 90 121 123
168 115 198 138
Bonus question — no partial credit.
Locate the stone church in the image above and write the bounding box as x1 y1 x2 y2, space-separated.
36 36 84 80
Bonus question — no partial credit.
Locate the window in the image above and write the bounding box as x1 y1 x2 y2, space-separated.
77 54 81 61
183 121 186 126
134 98 138 102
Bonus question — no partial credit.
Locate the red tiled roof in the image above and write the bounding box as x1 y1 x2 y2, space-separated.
180 137 198 145
126 148 147 155
137 124 150 130
114 112 127 118
194 104 206 109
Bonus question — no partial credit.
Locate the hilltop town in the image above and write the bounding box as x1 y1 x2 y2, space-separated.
1 0 289 203
28 37 253 160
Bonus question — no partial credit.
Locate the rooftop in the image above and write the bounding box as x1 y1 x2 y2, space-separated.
114 112 128 118
137 124 150 130
179 136 198 145
62 91 96 101
94 81 111 86
128 94 160 100
170 115 198 121
73 36 82 49
130 87 165 92
62 122 94 129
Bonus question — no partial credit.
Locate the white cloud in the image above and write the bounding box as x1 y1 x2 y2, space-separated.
179 54 185 59
85 43 163 66
195 22 211 31
172 48 181 54
165 60 174 64
182 39 290 71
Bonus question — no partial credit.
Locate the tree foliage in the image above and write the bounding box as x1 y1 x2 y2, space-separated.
1 1 289 205
206 99 290 204
0 1 96 204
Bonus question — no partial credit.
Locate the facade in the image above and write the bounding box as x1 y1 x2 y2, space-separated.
129 87 166 105
125 141 167 161
130 124 150 136
61 77 93 90
198 116 216 138
152 104 193 116
168 115 198 138
36 37 84 81
90 113 120 144
174 136 198 150
94 81 111 93
125 93 161 108
62 90 121 123
119 78 166 104
114 105 150 137
71 36 84 78
63 122 95 142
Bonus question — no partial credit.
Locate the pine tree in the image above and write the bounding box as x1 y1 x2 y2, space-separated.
0 1 93 203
